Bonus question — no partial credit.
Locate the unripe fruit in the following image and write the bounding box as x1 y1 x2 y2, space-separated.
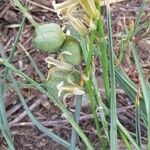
34 23 66 52
46 78 67 99
48 68 80 85
60 37 82 66
46 68 82 98
48 68 70 81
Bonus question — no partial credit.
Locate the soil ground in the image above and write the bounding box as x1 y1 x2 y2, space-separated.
0 0 149 149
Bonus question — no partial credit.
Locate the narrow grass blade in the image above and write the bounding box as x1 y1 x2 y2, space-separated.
135 104 142 148
132 0 148 35
86 30 104 146
12 0 38 26
117 121 140 150
86 30 96 77
81 31 106 149
105 1 117 149
70 95 82 150
96 7 110 100
92 76 109 141
117 34 125 64
130 42 150 149
18 43 45 81
135 87 142 148
0 16 26 92
118 128 132 150
115 67 146 115
0 88 15 150
85 79 106 149
80 35 88 63
0 17 26 150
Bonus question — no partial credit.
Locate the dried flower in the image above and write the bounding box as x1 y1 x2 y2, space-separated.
45 56 73 71
57 81 84 98
52 0 98 34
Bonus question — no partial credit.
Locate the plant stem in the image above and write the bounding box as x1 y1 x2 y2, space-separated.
92 75 109 141
70 95 82 150
105 1 117 149
85 80 106 149
118 129 132 150
96 15 110 100
135 87 142 148
12 0 38 27
85 29 106 149
0 88 15 150
19 43 45 81
86 29 96 77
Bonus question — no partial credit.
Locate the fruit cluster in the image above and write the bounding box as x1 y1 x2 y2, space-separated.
34 23 84 100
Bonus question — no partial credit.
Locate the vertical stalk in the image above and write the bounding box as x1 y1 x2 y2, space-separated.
70 95 82 150
135 105 142 147
105 1 117 149
86 30 96 76
85 80 106 149
92 76 109 141
85 29 106 149
0 88 15 150
96 13 110 100
135 87 142 148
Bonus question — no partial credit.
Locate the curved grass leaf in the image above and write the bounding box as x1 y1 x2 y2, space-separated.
130 42 150 149
0 16 26 150
105 1 117 149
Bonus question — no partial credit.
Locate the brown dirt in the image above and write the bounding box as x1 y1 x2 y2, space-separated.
0 0 149 149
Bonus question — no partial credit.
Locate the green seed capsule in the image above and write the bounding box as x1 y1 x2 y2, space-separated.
46 78 66 98
46 76 77 99
34 23 66 53
46 78 83 99
48 68 80 85
60 37 82 66
48 68 70 81
46 68 82 98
